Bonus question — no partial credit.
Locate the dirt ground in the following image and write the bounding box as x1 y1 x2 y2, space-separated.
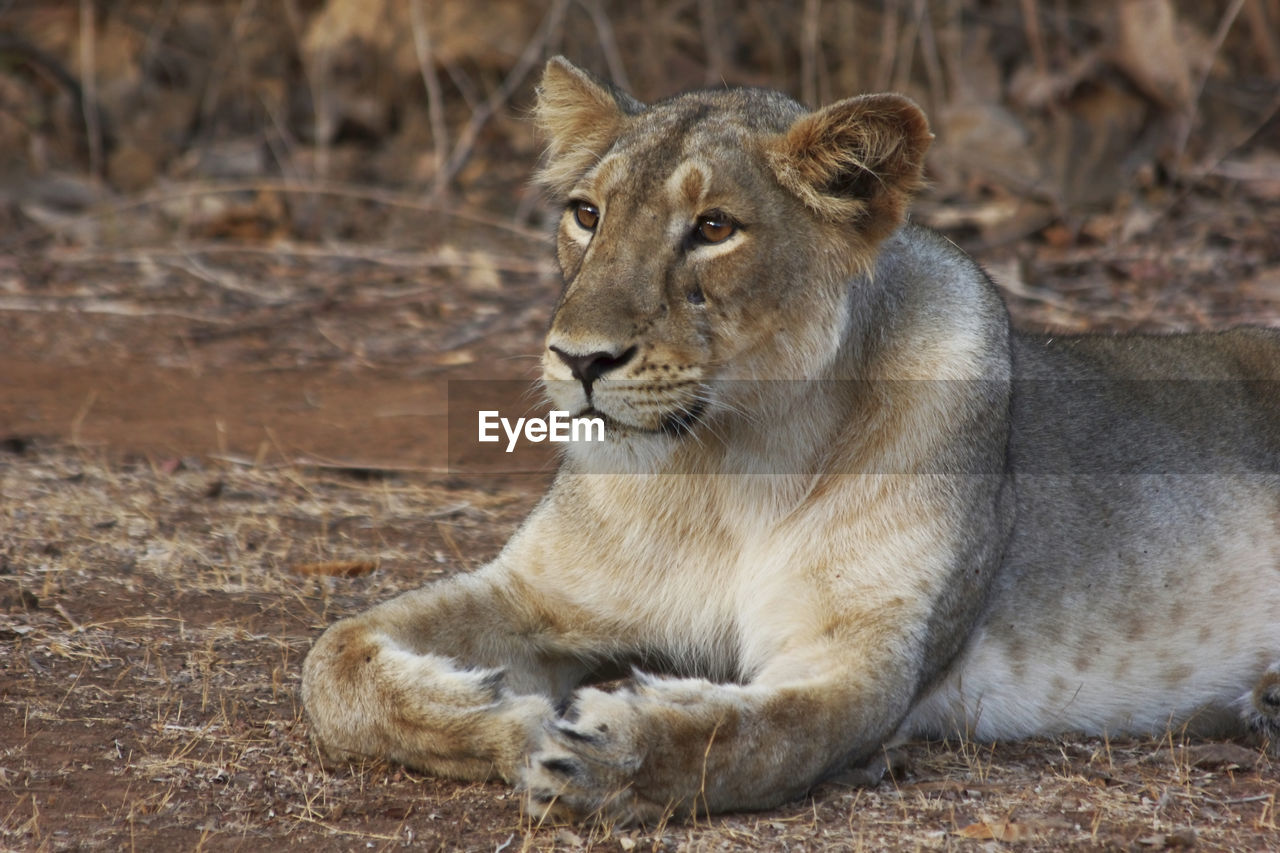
1 172 1279 853
1 18 1280 837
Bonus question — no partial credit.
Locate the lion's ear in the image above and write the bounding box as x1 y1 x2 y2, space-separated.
766 94 932 239
534 57 644 198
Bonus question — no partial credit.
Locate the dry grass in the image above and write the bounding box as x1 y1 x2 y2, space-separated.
2 441 1278 851
0 442 531 851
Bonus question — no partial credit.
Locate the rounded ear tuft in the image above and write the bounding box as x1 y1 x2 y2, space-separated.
766 93 932 241
534 57 645 198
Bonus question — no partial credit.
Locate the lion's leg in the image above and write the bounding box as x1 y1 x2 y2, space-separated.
301 566 594 783
1242 662 1280 752
521 648 911 824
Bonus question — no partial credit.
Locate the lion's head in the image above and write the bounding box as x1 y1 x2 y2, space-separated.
533 57 931 457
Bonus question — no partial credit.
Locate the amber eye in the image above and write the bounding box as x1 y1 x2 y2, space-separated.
572 201 599 231
695 213 736 244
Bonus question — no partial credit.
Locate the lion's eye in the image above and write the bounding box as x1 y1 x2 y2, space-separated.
572 201 599 232
694 213 736 244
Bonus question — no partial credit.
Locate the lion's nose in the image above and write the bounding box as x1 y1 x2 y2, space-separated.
549 345 636 394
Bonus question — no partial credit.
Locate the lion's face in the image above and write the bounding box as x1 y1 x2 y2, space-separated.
534 59 931 446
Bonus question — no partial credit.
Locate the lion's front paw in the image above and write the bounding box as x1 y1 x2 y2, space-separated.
521 687 670 825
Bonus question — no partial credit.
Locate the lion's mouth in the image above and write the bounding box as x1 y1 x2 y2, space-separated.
578 402 707 438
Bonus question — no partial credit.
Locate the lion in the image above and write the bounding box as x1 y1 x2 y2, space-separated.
301 57 1280 824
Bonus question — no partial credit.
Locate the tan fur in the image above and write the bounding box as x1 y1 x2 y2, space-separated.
302 58 1280 825
533 58 643 199
765 94 932 235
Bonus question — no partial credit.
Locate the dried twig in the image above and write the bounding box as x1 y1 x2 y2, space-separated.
429 0 571 200
77 0 102 180
0 295 230 324
915 0 947 110
1017 0 1048 76
409 0 449 179
875 0 900 92
1243 0 1280 77
41 242 552 275
2 178 549 251
54 602 85 633
1177 0 1248 155
892 0 921 93
584 0 631 93
282 0 330 178
800 0 820 107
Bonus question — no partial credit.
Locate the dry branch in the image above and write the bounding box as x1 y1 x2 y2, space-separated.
409 0 449 179
429 0 571 199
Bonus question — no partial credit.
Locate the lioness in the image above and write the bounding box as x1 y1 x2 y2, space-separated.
302 57 1280 823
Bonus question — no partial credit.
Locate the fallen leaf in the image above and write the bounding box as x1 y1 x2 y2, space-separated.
954 819 1037 841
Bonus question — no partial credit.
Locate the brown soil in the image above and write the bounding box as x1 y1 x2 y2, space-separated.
3 124 1279 853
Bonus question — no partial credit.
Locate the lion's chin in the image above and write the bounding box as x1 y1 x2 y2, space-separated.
579 403 706 439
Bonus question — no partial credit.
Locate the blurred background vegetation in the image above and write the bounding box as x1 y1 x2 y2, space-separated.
2 2 1276 211
0 0 1276 310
